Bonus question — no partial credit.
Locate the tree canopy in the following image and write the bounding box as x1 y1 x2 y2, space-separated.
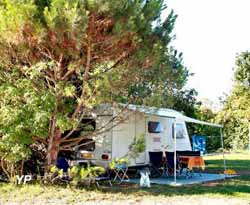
0 0 194 177
217 51 250 150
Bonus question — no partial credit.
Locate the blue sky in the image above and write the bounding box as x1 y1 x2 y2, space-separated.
164 0 250 103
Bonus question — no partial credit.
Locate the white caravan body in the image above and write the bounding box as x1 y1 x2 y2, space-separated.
74 104 193 167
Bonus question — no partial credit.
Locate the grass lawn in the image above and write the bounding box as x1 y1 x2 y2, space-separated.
204 152 250 174
0 152 250 205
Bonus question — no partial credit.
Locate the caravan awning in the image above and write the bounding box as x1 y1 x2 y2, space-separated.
177 116 223 128
124 104 223 128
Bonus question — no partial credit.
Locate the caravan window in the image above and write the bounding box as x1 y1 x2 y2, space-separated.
173 123 185 139
148 121 162 133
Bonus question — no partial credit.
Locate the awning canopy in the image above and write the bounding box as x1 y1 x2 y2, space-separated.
124 104 223 128
178 115 223 128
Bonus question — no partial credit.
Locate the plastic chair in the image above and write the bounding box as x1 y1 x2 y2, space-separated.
139 168 151 188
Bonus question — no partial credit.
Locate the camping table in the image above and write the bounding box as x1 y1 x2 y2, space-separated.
178 156 205 177
113 164 129 184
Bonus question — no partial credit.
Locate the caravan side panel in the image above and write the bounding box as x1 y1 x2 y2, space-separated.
145 116 191 159
112 111 146 166
112 111 135 160
92 115 113 167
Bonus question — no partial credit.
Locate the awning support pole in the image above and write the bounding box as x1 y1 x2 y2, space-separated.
220 128 227 176
174 120 177 185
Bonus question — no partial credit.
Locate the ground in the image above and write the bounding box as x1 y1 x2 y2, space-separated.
0 152 250 205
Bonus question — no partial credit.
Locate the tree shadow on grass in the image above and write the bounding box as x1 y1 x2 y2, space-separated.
99 175 250 197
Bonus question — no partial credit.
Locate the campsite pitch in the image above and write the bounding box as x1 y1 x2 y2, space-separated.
0 153 249 205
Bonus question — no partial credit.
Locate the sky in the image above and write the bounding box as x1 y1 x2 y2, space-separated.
164 0 250 105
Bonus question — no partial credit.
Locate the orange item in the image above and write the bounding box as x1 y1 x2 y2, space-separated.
179 156 205 170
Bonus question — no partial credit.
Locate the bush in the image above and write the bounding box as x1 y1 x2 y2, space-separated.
47 165 105 187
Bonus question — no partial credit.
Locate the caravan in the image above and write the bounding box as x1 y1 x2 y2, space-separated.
71 104 221 168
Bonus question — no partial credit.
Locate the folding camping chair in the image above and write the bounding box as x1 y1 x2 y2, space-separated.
94 169 112 187
165 151 182 176
148 151 165 178
113 163 129 184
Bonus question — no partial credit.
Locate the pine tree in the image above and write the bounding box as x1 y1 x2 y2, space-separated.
0 0 185 170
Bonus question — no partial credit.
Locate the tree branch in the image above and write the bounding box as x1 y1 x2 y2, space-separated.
60 104 130 149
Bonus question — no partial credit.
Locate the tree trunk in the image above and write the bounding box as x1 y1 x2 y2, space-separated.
46 127 61 168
